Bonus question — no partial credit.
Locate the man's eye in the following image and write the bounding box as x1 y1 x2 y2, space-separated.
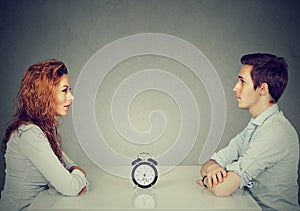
62 89 68 93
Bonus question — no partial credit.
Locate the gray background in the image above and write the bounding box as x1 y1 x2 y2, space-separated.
0 0 299 201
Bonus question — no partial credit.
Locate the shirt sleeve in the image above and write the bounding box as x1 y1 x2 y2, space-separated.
211 128 247 167
62 151 76 170
19 125 87 196
225 122 291 187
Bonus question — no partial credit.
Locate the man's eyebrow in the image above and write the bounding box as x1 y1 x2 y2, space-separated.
238 75 245 80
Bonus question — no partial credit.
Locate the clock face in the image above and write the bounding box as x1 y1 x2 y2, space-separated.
131 161 158 188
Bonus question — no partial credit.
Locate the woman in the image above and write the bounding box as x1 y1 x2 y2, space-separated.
0 59 88 211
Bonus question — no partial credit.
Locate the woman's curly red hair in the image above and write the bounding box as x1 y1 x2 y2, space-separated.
2 59 68 165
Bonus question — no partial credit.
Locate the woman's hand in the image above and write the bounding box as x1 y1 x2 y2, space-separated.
79 186 87 195
68 166 88 195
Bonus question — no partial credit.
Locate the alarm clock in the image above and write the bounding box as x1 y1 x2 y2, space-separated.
131 152 158 189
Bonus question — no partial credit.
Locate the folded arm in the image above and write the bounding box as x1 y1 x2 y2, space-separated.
198 160 241 197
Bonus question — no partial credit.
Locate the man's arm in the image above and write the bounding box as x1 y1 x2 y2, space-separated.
203 171 241 197
199 160 241 197
201 160 223 176
201 160 227 185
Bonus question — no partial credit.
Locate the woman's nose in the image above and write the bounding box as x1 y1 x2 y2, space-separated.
68 92 74 101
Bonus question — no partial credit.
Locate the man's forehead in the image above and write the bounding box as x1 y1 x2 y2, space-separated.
239 65 253 77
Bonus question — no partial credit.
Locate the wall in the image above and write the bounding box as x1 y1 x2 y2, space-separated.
0 0 299 198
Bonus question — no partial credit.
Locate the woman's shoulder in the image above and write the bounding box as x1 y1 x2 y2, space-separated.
17 124 45 137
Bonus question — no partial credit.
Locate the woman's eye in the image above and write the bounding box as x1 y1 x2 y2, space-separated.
61 87 71 93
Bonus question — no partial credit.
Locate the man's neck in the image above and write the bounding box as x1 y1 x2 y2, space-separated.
249 102 275 119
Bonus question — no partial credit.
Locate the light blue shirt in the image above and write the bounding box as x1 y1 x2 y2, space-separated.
211 104 299 211
0 124 87 211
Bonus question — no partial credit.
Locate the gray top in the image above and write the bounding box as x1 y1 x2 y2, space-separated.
0 124 87 211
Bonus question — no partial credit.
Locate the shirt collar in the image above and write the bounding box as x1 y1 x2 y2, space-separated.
250 104 279 126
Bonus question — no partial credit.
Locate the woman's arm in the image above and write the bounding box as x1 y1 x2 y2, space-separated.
63 151 87 177
20 125 87 196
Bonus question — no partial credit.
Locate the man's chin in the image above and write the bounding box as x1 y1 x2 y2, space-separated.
237 103 247 109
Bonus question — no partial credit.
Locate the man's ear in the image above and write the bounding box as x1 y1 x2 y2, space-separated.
259 82 269 96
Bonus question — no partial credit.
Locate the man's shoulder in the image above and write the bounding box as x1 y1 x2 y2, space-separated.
258 111 298 143
260 109 290 126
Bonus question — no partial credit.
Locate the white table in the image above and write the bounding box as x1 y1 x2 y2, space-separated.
29 165 261 210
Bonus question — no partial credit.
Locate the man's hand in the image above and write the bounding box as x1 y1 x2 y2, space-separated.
206 166 227 188
198 160 241 197
198 160 227 188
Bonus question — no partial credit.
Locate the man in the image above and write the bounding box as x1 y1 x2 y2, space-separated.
198 53 299 210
